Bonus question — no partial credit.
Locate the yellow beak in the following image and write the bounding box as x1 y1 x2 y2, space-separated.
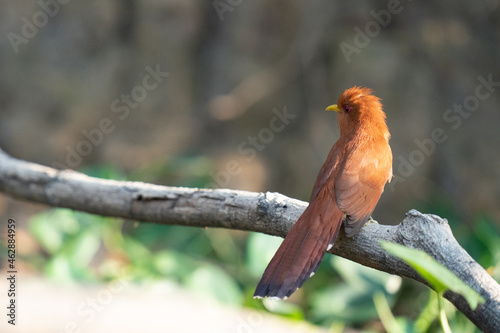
325 104 340 112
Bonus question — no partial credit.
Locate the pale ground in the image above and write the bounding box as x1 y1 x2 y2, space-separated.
0 275 328 333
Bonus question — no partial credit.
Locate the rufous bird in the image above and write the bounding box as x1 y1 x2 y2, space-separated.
254 86 392 299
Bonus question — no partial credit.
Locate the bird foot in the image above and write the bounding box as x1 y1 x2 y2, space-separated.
364 216 378 226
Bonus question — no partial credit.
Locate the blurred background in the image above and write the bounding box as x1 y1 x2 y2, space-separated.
0 0 499 332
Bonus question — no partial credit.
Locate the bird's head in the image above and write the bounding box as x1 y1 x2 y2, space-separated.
326 86 389 140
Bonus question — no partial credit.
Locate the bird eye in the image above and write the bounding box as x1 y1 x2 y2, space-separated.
344 105 352 113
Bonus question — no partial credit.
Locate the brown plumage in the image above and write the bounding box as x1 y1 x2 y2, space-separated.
254 87 393 299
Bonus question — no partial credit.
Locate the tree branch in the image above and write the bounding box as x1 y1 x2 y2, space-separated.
0 148 499 332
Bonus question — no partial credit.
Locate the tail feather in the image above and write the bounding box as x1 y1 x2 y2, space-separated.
254 197 343 299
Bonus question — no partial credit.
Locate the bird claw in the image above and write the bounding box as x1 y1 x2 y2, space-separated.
364 216 378 226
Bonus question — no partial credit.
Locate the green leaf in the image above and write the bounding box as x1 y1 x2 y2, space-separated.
185 265 243 306
153 250 197 280
246 232 282 278
45 255 74 283
414 292 439 333
312 284 379 323
122 236 152 263
29 209 80 254
331 256 402 294
380 241 485 310
66 229 101 269
311 256 401 324
373 291 405 333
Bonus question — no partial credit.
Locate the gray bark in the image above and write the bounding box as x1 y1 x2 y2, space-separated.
0 148 499 332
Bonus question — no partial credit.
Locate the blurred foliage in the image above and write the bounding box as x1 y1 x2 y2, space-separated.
17 163 499 332
381 241 484 332
381 242 484 310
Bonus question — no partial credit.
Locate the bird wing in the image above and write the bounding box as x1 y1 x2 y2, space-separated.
334 138 392 237
309 140 343 201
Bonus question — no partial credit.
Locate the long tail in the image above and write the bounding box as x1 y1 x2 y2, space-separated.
253 196 343 299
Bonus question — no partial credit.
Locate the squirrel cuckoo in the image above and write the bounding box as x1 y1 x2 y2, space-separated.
254 86 392 300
